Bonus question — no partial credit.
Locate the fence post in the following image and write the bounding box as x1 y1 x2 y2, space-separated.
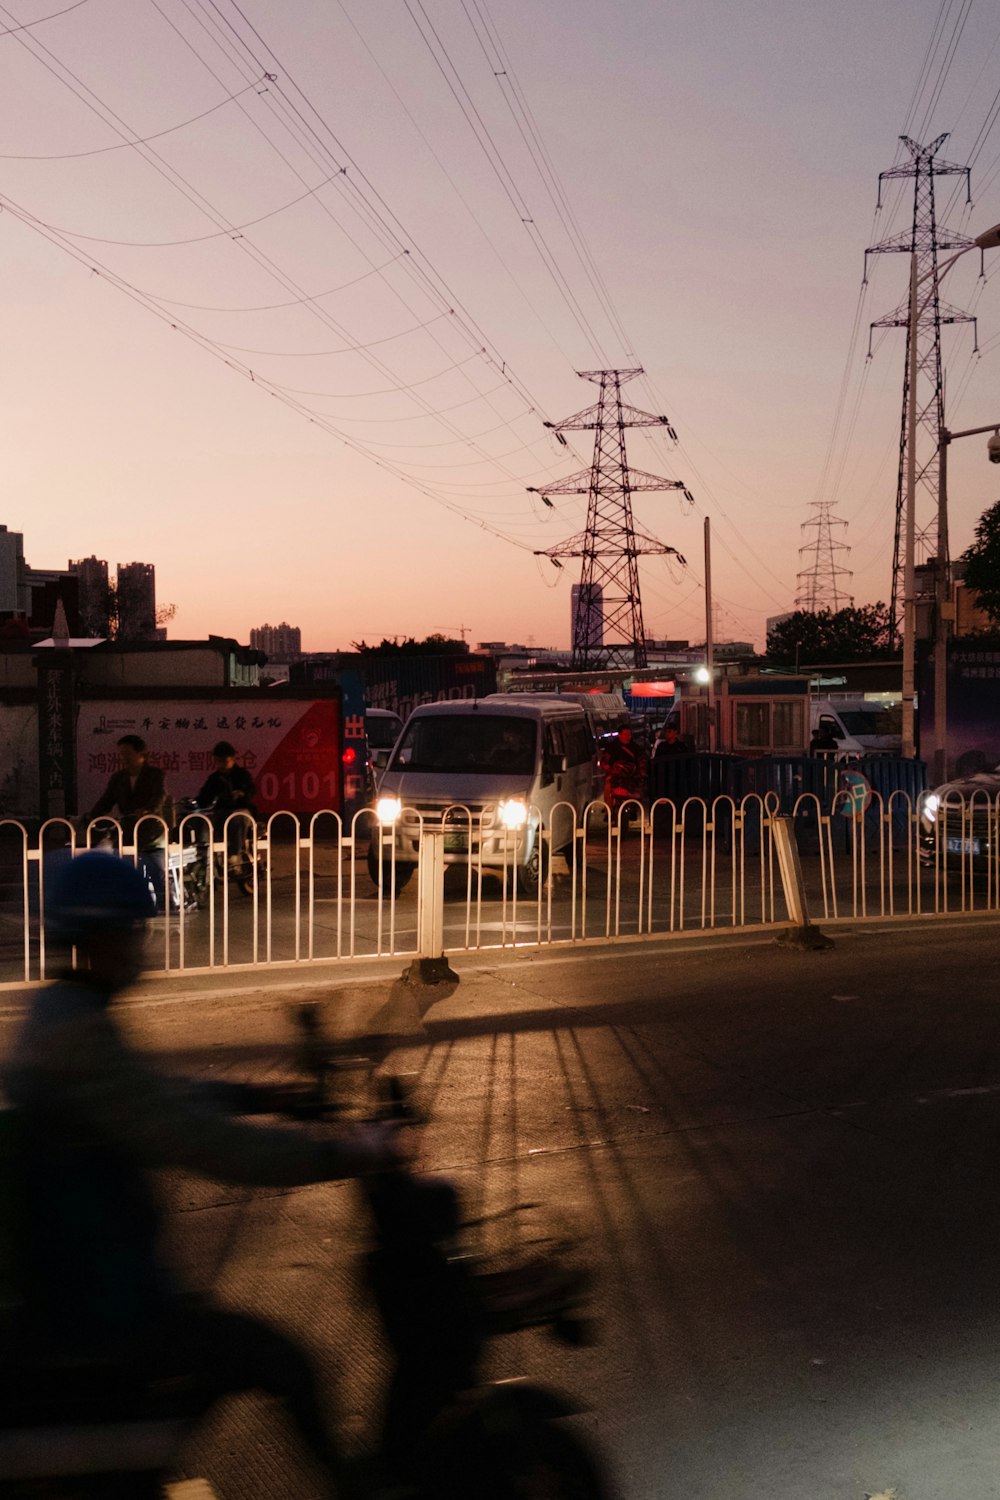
771 813 833 949
405 828 458 986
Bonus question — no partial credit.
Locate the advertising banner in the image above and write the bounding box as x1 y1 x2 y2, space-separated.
76 698 342 818
919 641 1000 779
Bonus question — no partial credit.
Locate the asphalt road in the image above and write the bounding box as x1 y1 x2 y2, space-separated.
6 915 1000 1498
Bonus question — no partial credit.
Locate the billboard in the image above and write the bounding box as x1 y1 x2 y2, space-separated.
919 640 1000 780
292 652 497 721
76 698 343 818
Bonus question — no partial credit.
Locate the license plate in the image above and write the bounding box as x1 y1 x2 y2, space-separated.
443 832 468 853
946 836 980 856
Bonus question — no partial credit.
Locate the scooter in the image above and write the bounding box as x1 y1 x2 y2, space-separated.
0 1019 614 1499
295 1006 614 1499
171 800 264 908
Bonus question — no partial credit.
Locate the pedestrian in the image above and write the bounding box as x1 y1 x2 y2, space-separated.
652 723 689 760
3 851 399 1496
810 721 840 755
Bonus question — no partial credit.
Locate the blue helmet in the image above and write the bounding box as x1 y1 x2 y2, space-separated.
46 851 156 943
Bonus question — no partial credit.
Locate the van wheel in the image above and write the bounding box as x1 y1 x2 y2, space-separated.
367 845 414 895
517 837 549 898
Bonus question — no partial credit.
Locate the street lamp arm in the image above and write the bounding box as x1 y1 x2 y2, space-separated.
912 221 1000 309
942 420 1000 444
973 222 1000 250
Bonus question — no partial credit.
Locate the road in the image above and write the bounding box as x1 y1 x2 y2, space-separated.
4 916 1000 1497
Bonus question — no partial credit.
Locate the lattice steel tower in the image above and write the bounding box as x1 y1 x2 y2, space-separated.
795 500 853 611
866 135 976 641
530 369 689 671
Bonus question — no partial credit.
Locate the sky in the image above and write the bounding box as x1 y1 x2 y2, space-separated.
1 0 999 653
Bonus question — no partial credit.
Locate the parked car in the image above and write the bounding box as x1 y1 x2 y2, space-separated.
919 764 1000 870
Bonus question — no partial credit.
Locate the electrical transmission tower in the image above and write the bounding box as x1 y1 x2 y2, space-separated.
795 501 853 611
530 369 690 671
866 134 977 642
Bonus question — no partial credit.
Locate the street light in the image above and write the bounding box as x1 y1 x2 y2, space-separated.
900 220 1000 764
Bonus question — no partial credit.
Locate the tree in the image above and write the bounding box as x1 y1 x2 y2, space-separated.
960 498 1000 625
350 633 468 656
765 604 894 666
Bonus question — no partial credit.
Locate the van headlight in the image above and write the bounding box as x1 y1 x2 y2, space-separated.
923 792 941 824
498 798 528 830
376 796 402 825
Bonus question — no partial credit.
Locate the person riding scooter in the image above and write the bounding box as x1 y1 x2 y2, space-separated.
599 727 647 815
2 851 400 1496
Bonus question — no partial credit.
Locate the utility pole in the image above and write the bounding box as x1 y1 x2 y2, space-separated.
530 369 690 671
866 135 977 646
704 516 716 751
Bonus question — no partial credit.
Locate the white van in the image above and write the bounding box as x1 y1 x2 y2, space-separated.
487 691 626 800
489 691 629 738
370 698 596 894
810 699 866 758
365 709 405 776
820 700 901 755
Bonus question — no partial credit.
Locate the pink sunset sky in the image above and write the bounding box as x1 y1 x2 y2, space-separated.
2 0 998 651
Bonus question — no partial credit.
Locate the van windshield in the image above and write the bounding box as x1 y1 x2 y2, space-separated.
392 715 537 775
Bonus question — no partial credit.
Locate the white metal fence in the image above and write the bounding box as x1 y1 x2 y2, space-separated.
1 789 997 985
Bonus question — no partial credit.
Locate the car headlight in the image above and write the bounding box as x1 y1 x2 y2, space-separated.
376 796 402 825
498 798 528 830
923 792 941 824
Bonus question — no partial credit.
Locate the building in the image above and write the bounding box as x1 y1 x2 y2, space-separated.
116 561 160 641
0 526 29 614
250 622 302 658
570 583 603 650
69 555 111 637
1 525 82 637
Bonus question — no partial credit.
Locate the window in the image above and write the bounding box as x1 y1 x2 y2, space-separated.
734 703 770 749
772 701 804 749
561 720 594 766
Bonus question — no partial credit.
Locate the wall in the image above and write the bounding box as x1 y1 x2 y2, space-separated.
80 649 227 688
0 703 38 814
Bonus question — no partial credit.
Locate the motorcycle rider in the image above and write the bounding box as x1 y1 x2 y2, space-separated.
599 726 647 812
3 850 399 1496
196 739 259 868
83 733 170 911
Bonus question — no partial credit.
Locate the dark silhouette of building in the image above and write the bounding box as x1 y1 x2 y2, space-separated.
69 555 111 637
116 561 160 641
250 622 302 657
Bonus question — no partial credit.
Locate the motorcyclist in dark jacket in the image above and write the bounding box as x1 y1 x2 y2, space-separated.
3 851 397 1495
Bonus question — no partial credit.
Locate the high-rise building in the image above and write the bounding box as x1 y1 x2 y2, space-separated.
250 622 302 658
116 561 158 641
69 555 111 637
0 525 28 614
570 583 603 651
